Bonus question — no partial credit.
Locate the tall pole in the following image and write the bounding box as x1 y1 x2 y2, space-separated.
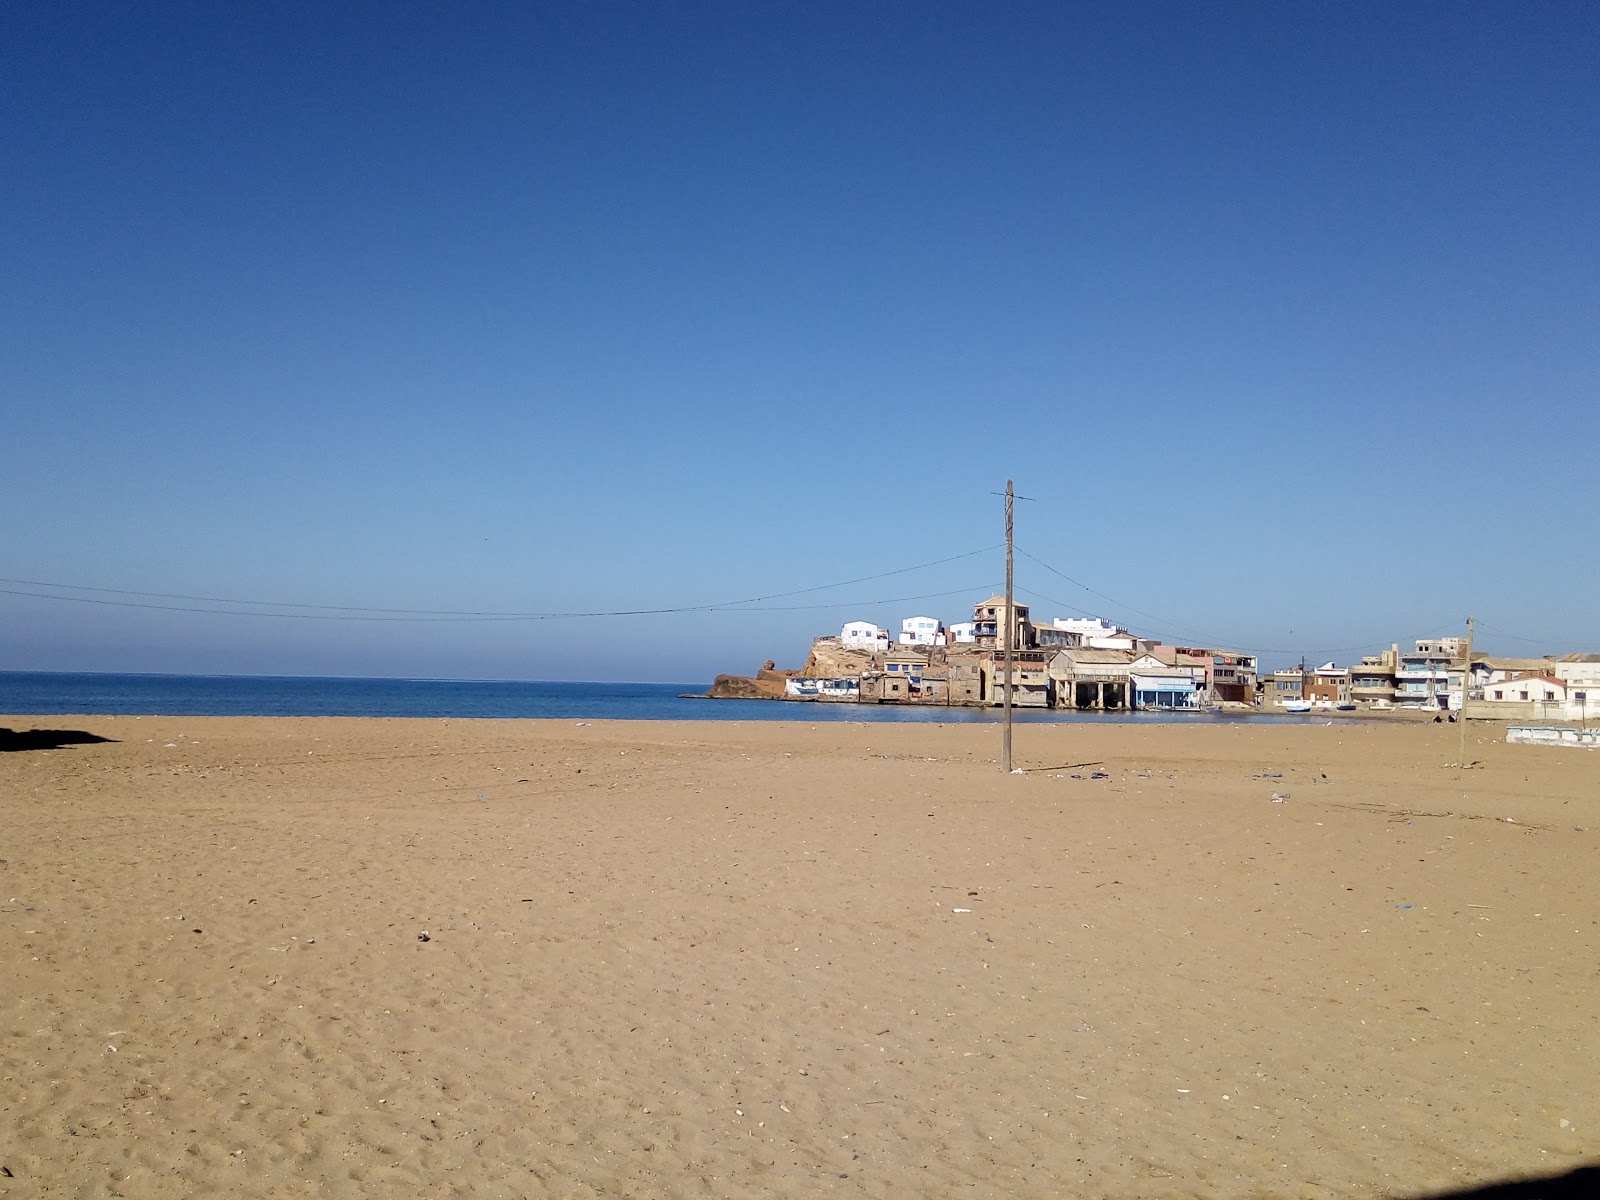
1457 615 1474 770
1003 479 1014 773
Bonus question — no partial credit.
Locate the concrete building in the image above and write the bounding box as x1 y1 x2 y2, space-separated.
914 662 952 704
1131 669 1202 709
897 616 943 646
946 622 977 644
840 621 891 652
984 651 1051 707
946 654 985 704
1034 624 1079 649
1270 666 1309 706
1305 662 1350 706
972 596 1033 652
1205 651 1259 703
1485 674 1566 705
1047 648 1133 710
1349 648 1398 708
1396 644 1452 708
883 648 927 686
1050 617 1136 650
1464 657 1597 723
784 677 860 701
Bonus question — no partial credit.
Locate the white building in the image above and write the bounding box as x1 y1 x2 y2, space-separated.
1485 674 1565 703
947 622 977 644
898 616 943 646
840 621 890 652
1053 616 1136 650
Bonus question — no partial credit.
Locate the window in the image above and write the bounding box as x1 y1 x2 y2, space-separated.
1493 690 1503 700
1576 692 1588 702
1519 691 1528 701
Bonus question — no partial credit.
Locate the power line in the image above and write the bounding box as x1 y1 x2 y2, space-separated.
1013 579 1401 659
0 583 990 623
1472 620 1579 648
1013 547 1232 644
0 547 997 622
1016 547 1498 658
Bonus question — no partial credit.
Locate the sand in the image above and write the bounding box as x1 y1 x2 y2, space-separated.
2 714 1596 1199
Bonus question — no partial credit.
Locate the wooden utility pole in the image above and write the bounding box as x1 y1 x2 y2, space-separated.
1457 614 1474 770
1003 479 1014 773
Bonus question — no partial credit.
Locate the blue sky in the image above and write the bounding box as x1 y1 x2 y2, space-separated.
4 1 1596 682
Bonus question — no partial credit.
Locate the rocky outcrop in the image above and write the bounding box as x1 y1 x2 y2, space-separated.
705 673 786 700
801 637 876 679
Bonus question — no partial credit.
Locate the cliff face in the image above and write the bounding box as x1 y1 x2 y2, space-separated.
801 637 876 679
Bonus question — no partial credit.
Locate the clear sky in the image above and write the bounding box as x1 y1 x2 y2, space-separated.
4 1 1596 682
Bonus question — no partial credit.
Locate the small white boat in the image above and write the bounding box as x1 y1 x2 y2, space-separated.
1282 699 1313 713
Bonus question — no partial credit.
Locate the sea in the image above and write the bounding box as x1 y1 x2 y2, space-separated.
0 671 1329 725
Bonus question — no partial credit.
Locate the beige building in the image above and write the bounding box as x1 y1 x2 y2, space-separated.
972 595 1033 652
1047 648 1133 710
984 650 1051 707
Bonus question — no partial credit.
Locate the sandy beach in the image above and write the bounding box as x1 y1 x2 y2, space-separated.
2 714 1596 1198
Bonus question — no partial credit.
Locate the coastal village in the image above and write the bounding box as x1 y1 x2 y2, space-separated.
711 593 1600 723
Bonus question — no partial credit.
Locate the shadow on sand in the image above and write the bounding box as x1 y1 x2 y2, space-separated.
1396 1164 1600 1199
0 727 118 752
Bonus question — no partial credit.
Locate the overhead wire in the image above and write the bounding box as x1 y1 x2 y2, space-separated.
1013 550 1423 657
0 548 998 623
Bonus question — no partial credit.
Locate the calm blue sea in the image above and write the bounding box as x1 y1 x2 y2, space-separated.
0 671 1325 725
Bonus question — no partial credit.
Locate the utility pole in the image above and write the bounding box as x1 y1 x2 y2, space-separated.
1457 615 1474 770
1003 479 1015 772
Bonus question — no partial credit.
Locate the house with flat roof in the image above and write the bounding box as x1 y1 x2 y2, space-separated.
897 616 943 646
1048 648 1133 710
840 621 891 652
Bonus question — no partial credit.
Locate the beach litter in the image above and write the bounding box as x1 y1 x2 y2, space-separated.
1090 771 1109 780
1271 792 1290 803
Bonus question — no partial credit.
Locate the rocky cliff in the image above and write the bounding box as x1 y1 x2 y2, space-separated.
800 637 876 679
705 673 786 700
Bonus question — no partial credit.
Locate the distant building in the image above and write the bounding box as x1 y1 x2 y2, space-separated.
1131 670 1202 709
986 650 1051 708
840 621 890 652
1048 648 1133 710
973 596 1032 651
785 677 860 701
946 653 985 703
1349 648 1398 708
1051 617 1136 650
946 622 977 644
897 616 943 646
1270 666 1308 706
1396 643 1452 708
1206 651 1259 703
1484 674 1566 705
883 648 928 685
1305 662 1350 706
